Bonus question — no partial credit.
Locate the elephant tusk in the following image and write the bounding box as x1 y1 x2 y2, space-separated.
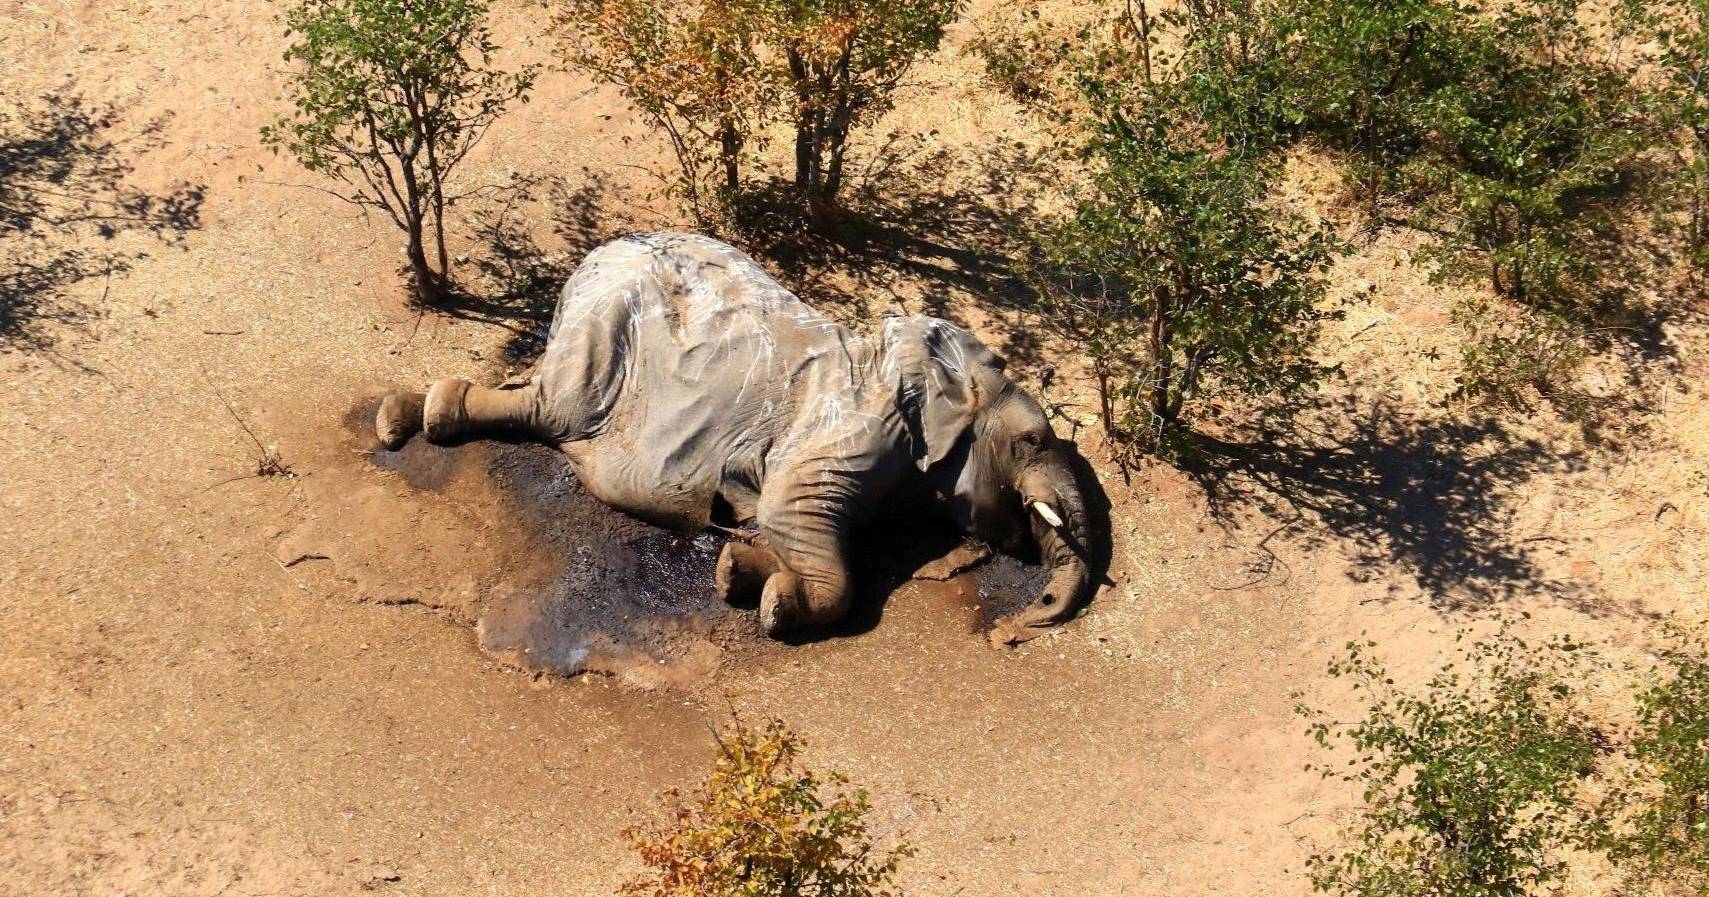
1032 501 1064 528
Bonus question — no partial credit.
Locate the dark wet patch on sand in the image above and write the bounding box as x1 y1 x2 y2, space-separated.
354 411 1050 686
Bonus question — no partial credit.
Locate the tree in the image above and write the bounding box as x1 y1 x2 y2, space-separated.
559 0 958 229
1020 6 1339 452
762 0 960 225
1399 0 1643 306
621 717 911 897
559 0 770 221
263 0 536 303
1277 0 1457 217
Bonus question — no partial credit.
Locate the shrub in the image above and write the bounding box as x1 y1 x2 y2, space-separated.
1280 0 1648 417
764 0 960 226
1277 0 1458 216
559 0 958 229
262 0 536 303
1632 0 1709 268
1298 626 1604 897
1396 1 1644 308
1449 299 1596 419
621 717 911 897
1603 625 1709 894
1019 3 1340 452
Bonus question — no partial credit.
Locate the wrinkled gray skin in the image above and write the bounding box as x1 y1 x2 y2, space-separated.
377 233 1094 642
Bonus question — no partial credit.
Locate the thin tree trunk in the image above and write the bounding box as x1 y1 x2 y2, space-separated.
399 161 440 304
788 48 813 195
815 41 857 220
1096 364 1118 441
432 206 449 288
719 117 741 193
1149 286 1173 432
1490 207 1502 295
423 141 450 283
1128 0 1153 83
406 219 439 304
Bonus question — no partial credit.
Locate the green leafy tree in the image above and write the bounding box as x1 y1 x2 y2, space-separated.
1020 5 1339 452
1603 625 1709 894
1277 0 1456 217
560 0 957 229
621 717 911 897
1398 1 1643 305
262 0 536 303
1298 627 1605 897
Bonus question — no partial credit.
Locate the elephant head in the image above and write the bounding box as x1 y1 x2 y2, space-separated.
900 321 1098 641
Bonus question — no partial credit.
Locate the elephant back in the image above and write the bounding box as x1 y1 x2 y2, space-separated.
534 233 886 528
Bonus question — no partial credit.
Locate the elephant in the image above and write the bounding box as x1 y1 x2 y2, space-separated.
375 232 1098 642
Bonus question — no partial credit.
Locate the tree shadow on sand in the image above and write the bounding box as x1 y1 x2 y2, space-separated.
1178 394 1624 616
1 86 205 356
737 140 1052 367
435 170 625 367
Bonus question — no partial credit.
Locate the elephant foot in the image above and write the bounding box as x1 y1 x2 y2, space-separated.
714 539 777 607
758 571 804 638
375 390 427 450
422 379 472 443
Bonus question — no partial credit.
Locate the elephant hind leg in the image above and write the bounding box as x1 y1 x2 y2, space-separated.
376 378 546 448
376 390 427 449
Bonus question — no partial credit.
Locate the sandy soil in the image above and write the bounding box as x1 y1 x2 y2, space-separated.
4 1 1707 895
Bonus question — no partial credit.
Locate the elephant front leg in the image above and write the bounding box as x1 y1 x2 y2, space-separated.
714 538 780 607
754 488 855 638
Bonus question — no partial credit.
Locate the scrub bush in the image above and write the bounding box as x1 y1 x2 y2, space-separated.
1298 627 1605 897
620 717 911 897
1602 625 1709 894
1016 1 1339 451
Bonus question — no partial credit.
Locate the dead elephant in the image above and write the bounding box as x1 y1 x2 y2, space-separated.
378 232 1099 642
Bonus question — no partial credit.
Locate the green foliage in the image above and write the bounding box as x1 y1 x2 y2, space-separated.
1449 299 1596 419
1000 0 1659 425
1631 0 1709 268
965 6 1066 106
560 0 957 228
1603 625 1709 894
1283 0 1647 416
1019 2 1340 452
262 0 536 303
1397 1 1642 306
1298 626 1604 897
621 717 912 897
769 0 960 224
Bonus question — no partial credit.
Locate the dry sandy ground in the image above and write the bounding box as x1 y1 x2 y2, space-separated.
4 1 1708 895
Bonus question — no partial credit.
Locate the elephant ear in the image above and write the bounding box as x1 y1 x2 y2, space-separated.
892 318 1006 471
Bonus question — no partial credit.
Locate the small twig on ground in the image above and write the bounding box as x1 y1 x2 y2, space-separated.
198 363 294 483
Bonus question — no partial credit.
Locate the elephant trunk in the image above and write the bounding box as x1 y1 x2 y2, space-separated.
1000 462 1094 644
